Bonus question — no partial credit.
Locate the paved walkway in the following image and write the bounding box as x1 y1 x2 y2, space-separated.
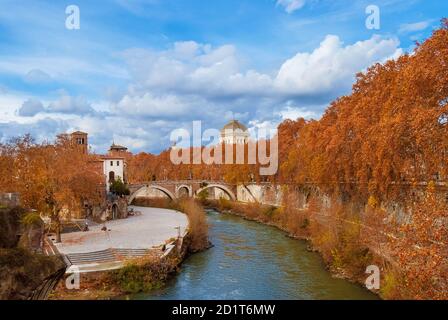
53 206 188 273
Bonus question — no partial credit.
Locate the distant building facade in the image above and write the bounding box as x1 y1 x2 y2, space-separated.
102 156 126 192
220 120 250 144
68 131 128 192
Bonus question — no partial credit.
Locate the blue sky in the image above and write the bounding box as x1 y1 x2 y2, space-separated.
0 0 446 153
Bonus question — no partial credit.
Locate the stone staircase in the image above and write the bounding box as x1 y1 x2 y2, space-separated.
65 248 150 266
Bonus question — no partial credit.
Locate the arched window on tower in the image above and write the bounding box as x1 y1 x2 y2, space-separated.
109 171 115 183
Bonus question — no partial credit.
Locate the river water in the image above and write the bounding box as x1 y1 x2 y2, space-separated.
131 209 377 300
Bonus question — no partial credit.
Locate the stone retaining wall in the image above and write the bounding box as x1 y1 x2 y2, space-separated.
0 193 20 207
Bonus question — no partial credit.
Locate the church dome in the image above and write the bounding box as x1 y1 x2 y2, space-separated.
220 120 250 144
221 120 248 133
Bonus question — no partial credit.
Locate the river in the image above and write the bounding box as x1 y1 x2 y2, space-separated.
130 209 378 300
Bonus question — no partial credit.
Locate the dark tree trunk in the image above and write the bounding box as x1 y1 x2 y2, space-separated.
53 208 62 243
55 221 62 243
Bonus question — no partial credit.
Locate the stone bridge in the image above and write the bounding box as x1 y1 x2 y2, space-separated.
128 180 445 223
128 180 283 205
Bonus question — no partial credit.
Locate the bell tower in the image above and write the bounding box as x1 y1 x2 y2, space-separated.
70 131 88 154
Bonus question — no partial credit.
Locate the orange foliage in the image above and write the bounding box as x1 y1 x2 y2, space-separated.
388 185 448 299
123 22 448 299
0 134 104 241
126 143 269 184
277 20 448 201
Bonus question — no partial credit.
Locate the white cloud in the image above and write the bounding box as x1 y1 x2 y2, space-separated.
275 35 402 96
2 34 403 153
248 119 279 139
123 36 401 100
276 105 318 120
399 20 432 34
63 114 176 153
18 98 45 117
97 35 402 151
0 118 69 144
276 0 306 14
0 94 26 121
115 93 200 118
122 43 272 99
247 103 319 138
48 93 95 115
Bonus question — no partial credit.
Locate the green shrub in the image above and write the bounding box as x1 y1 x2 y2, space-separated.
111 257 177 294
110 178 130 196
197 189 209 202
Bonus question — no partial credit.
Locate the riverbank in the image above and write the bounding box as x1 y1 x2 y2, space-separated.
201 198 384 299
0 207 66 300
129 207 377 300
129 197 379 299
50 199 210 300
50 252 183 300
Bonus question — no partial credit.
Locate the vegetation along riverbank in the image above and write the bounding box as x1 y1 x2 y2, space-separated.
50 199 209 300
121 21 448 300
203 188 446 300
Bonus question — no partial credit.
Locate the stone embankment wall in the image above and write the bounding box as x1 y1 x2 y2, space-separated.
0 207 66 300
0 193 20 207
236 183 412 219
90 196 128 222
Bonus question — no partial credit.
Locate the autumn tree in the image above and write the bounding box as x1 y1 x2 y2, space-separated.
0 135 104 242
388 183 448 299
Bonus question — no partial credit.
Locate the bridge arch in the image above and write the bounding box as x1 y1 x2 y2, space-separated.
176 185 193 198
128 185 176 204
195 184 236 201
